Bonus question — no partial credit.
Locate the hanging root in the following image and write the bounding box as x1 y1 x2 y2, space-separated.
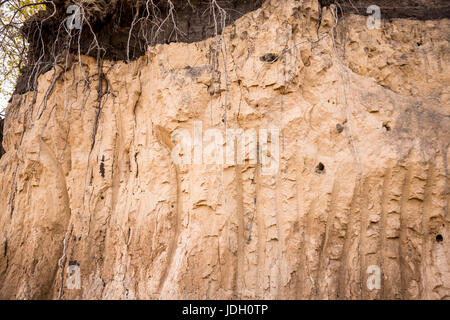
57 232 68 300
3 0 264 98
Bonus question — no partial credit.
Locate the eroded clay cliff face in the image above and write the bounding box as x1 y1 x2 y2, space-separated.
0 0 449 299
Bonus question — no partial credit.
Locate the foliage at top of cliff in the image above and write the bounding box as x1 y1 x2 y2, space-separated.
0 0 44 114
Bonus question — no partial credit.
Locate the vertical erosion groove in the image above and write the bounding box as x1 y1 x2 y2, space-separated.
233 164 245 298
0 118 4 158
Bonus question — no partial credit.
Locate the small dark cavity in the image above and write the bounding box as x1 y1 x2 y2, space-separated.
436 234 443 243
315 162 325 174
100 155 105 178
336 123 344 133
383 122 391 131
69 260 79 266
260 53 278 63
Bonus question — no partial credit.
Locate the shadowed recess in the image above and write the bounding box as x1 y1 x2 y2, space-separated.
15 0 265 94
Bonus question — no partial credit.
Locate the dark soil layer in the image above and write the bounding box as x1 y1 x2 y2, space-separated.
15 0 265 95
14 0 450 95
322 0 450 20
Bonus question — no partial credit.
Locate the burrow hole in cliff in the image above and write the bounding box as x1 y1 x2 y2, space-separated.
315 162 326 175
16 0 265 95
436 234 443 243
